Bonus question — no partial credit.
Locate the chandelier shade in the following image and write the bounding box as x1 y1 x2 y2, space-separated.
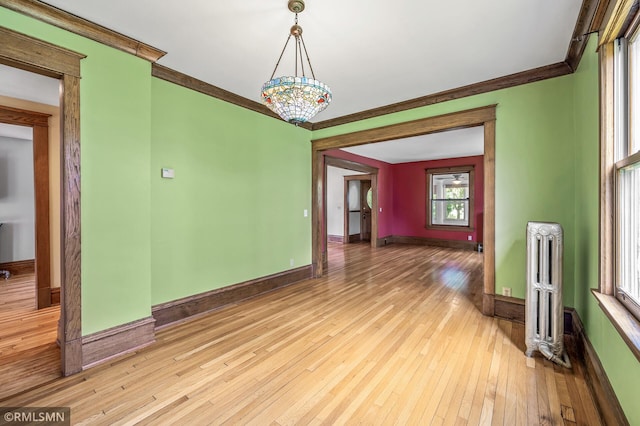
261 0 331 125
261 76 331 124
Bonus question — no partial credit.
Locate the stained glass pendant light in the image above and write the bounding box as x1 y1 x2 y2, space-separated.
261 0 332 125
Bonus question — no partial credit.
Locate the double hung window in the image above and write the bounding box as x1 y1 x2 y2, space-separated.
613 32 640 321
426 166 474 230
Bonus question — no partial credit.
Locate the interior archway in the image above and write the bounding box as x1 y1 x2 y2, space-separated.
311 105 496 315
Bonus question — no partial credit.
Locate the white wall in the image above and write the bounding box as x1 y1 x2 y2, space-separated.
347 180 361 235
0 95 61 288
0 133 34 262
326 166 364 237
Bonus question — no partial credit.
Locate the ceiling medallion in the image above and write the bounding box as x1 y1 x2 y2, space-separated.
261 0 332 125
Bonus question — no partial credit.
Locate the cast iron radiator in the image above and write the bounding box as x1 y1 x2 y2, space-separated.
525 222 570 367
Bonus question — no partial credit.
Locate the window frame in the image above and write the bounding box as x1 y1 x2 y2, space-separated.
596 2 640 363
614 150 640 321
425 165 475 231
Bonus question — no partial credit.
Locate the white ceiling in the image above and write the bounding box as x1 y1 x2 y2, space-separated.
0 1 580 158
341 126 484 163
39 0 583 122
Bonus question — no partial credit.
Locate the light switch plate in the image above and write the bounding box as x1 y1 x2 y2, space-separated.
161 168 174 179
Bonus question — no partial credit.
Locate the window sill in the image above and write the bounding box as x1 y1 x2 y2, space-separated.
591 289 640 363
425 225 475 232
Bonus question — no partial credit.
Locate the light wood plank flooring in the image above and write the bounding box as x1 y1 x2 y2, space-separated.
0 273 61 400
1 243 601 424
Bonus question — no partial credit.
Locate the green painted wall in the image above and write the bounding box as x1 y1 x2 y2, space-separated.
0 6 312 333
313 34 640 423
313 73 577 304
0 7 153 335
150 79 311 304
572 36 640 425
3 7 638 422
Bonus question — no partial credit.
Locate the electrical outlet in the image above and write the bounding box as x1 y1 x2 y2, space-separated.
467 235 472 241
502 287 512 297
290 258 294 267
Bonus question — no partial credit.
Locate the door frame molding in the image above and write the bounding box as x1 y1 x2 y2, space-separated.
324 155 379 258
0 26 86 375
343 174 375 244
0 105 52 309
312 105 496 315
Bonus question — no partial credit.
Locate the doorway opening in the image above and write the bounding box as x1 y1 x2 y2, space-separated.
323 156 379 270
312 105 496 315
0 27 85 377
344 175 373 243
0 102 56 309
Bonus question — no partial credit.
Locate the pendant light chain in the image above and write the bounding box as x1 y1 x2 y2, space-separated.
299 35 316 80
269 34 293 80
294 14 299 76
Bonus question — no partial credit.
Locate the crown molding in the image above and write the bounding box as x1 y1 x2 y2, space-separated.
311 62 572 130
0 0 166 62
566 0 601 72
312 0 603 130
1 0 602 128
151 63 313 130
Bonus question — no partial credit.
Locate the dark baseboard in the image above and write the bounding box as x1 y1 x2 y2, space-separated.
50 287 60 305
491 295 628 425
493 294 574 332
81 316 156 369
327 235 344 243
494 295 525 322
383 235 478 251
152 265 314 329
568 309 629 426
347 234 361 243
0 259 35 275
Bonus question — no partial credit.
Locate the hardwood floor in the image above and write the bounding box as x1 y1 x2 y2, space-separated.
0 273 60 400
1 243 601 425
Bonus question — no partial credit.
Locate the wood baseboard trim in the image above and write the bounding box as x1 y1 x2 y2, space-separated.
327 235 344 243
347 234 361 243
384 235 478 251
493 294 574 332
50 287 60 305
81 316 156 369
152 265 314 329
491 297 628 424
0 259 35 275
568 308 629 426
482 293 495 316
494 295 525 322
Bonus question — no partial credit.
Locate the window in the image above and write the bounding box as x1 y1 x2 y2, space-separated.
596 2 640 361
426 166 474 230
614 30 640 321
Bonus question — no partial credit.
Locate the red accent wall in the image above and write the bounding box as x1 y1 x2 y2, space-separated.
323 150 484 243
391 155 484 242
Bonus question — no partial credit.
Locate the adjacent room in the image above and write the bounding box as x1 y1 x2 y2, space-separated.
0 0 638 424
